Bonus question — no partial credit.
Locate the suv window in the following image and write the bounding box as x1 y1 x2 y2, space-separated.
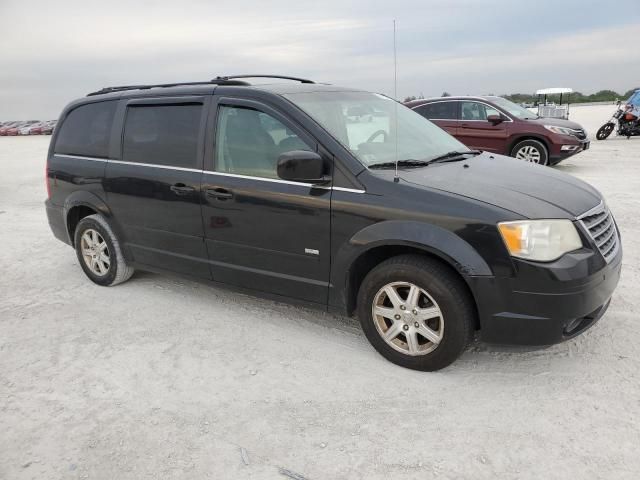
461 102 501 121
415 102 457 120
215 105 312 179
122 104 202 168
55 101 116 158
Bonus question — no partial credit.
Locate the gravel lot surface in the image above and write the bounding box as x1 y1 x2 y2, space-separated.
1 105 639 479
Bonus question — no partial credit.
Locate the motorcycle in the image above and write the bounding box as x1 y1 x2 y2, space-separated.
596 101 640 140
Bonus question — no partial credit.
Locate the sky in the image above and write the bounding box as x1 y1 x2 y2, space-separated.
1 0 639 119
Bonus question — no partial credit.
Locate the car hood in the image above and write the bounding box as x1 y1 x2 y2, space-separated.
394 153 601 218
525 116 584 130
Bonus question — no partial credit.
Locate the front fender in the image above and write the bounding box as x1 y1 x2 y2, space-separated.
328 220 493 312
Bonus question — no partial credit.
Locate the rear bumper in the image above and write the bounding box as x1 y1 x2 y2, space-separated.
470 247 622 346
45 199 70 245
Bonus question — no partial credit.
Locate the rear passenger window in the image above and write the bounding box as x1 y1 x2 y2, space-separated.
55 101 116 158
415 102 457 120
123 104 202 168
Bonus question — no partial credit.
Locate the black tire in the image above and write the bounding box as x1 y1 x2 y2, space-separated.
357 255 475 371
74 214 134 286
596 123 615 140
510 139 549 165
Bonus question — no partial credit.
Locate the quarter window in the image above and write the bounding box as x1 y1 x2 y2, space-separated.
415 102 458 120
460 102 501 121
55 101 116 158
215 105 312 178
122 104 202 168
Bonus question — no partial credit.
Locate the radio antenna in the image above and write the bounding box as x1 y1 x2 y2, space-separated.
393 19 399 183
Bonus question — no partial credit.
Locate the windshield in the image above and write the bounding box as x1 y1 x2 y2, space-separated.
283 91 468 167
490 97 538 119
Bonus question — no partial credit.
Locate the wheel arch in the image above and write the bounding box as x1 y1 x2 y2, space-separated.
508 134 550 157
331 220 491 326
63 191 122 248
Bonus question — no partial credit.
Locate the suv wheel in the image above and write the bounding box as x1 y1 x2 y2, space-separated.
357 255 474 371
511 139 548 165
74 214 134 286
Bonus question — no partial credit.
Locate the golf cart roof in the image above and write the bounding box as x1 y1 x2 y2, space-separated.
536 87 573 95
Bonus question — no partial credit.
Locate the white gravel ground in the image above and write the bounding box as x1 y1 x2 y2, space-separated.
1 104 639 479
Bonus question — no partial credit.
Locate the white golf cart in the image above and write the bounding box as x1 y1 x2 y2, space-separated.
535 87 573 119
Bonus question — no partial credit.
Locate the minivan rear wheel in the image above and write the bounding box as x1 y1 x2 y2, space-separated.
357 255 474 371
510 139 548 165
74 214 134 286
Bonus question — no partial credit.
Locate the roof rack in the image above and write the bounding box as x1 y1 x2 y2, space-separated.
87 75 316 97
87 79 250 97
213 74 315 84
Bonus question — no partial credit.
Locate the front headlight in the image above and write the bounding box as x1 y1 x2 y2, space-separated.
498 220 582 262
543 125 576 136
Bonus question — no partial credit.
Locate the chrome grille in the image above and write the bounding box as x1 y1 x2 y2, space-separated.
578 203 619 263
573 129 587 140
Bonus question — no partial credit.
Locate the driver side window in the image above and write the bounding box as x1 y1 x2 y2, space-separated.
215 105 312 179
461 102 500 121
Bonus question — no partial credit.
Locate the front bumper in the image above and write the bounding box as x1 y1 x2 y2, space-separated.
470 246 622 345
549 138 590 164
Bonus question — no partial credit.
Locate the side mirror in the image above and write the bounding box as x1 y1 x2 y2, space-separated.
487 114 504 125
277 151 330 184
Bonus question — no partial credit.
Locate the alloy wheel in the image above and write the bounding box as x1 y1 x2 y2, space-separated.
372 281 444 356
515 145 542 163
80 228 110 276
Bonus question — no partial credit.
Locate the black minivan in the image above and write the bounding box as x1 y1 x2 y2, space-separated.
45 75 622 371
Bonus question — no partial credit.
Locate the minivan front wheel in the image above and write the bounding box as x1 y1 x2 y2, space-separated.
511 139 548 165
357 255 474 371
74 214 134 286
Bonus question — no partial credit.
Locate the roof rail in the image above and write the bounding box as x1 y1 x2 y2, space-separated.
214 74 315 84
87 79 250 97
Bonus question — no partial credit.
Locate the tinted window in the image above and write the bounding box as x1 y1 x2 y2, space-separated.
215 105 312 178
416 102 457 120
461 102 501 121
55 101 116 158
123 104 202 168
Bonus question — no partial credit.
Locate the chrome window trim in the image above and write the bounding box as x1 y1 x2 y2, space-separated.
107 159 202 173
203 170 365 193
55 153 108 162
54 154 365 193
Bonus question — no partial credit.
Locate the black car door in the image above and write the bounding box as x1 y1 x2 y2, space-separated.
201 96 332 304
104 96 210 278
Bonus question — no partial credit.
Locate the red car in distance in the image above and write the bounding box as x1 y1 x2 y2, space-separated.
405 96 590 166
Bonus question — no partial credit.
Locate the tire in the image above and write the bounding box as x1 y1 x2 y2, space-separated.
74 214 134 286
357 255 475 371
596 123 615 140
510 139 549 165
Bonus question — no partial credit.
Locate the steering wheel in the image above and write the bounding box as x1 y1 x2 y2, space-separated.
366 130 388 143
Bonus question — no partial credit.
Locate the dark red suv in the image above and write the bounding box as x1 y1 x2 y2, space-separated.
405 96 590 165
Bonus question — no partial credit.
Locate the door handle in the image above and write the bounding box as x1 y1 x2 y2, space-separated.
460 123 470 128
205 187 233 200
170 183 195 195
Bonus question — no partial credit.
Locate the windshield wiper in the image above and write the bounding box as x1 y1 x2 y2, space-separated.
369 159 432 169
425 150 481 164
